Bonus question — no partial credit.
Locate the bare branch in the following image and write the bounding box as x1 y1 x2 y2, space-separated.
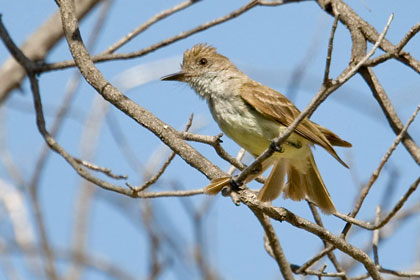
74 158 127 179
345 104 420 221
372 207 381 265
57 0 227 187
227 148 246 175
134 188 204 198
365 21 420 67
307 202 347 279
360 68 420 165
323 13 340 85
132 114 194 192
239 191 383 279
252 210 295 280
0 0 101 103
335 176 420 231
232 14 392 189
39 0 305 72
104 0 199 54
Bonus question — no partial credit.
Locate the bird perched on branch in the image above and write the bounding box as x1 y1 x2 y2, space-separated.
162 44 351 214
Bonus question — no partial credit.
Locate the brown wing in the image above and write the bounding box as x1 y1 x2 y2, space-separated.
315 124 352 147
239 81 349 168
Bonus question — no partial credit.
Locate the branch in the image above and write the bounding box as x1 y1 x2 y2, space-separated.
365 21 420 67
251 210 295 279
344 104 420 222
306 202 347 279
179 131 244 170
132 114 194 192
56 0 227 188
317 0 420 75
334 176 420 230
0 16 60 280
359 68 420 165
38 0 303 72
0 0 101 103
238 191 383 279
2 17 208 203
372 207 381 265
230 13 392 190
180 131 266 183
323 13 340 85
104 0 198 54
74 158 127 180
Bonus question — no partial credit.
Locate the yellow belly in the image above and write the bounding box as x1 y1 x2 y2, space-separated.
210 97 310 159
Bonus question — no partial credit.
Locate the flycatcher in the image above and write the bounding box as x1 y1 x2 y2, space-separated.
162 43 351 214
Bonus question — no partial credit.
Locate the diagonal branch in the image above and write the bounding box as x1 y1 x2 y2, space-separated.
104 0 199 54
251 210 295 279
38 0 305 72
231 13 392 189
56 0 227 190
239 191 383 279
0 0 101 103
359 67 420 165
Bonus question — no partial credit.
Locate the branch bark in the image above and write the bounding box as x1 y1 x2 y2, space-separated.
0 0 101 104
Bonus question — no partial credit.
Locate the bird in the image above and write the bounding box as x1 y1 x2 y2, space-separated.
161 43 351 214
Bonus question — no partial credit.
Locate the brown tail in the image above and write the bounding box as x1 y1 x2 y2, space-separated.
257 158 287 202
205 157 276 195
257 153 336 214
206 151 336 214
283 153 336 214
316 124 352 148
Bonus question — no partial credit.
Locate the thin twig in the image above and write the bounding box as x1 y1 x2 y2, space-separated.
365 21 420 67
104 0 198 54
180 131 265 183
74 158 127 179
0 17 60 280
296 246 335 274
342 104 420 224
323 13 340 85
334 176 420 230
359 68 420 165
239 191 382 279
337 14 393 84
372 207 381 265
134 188 204 198
291 265 346 278
379 267 420 278
227 148 246 175
180 131 244 169
232 13 393 189
305 202 347 279
133 114 194 192
252 210 295 280
39 0 302 72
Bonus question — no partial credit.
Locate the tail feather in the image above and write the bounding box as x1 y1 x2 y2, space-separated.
283 163 307 201
283 154 336 214
204 177 231 195
316 124 352 148
306 154 336 214
206 150 337 214
205 157 276 196
257 158 287 202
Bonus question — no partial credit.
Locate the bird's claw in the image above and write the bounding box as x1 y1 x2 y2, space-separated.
286 140 302 149
270 141 284 153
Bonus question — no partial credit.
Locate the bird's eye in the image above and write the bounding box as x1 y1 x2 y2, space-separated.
199 58 207 65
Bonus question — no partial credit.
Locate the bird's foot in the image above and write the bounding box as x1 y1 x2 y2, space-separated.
270 141 284 153
286 140 302 149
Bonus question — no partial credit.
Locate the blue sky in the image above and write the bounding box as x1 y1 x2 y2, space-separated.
1 0 420 279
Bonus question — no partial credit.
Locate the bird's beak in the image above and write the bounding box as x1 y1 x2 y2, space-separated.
161 71 186 82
